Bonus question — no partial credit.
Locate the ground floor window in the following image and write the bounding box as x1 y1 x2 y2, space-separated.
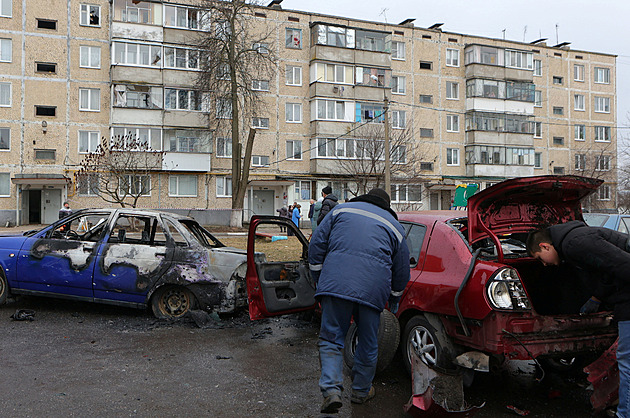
217 176 232 197
169 175 197 197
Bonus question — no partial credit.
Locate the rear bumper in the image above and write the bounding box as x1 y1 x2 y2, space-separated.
445 311 618 360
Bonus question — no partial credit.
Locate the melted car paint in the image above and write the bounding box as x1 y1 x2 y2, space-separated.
102 244 165 276
30 240 95 271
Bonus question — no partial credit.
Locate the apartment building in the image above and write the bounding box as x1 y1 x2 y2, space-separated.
0 0 617 225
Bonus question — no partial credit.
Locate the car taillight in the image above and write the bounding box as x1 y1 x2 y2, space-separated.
486 268 531 311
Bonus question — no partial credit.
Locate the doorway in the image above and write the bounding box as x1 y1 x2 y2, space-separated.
252 190 275 215
28 190 41 224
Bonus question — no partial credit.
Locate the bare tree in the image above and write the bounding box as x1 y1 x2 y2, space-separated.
570 139 617 213
196 0 277 226
75 134 164 208
331 121 427 205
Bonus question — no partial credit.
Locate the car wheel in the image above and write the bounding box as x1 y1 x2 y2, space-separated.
0 271 7 305
151 286 195 319
402 315 455 374
343 310 400 374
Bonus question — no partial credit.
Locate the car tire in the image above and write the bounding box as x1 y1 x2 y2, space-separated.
343 309 400 374
151 286 196 319
0 270 7 305
402 315 456 374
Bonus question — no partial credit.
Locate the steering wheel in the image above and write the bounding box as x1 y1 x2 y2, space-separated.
65 230 80 240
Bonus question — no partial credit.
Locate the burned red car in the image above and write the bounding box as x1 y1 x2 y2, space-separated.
246 175 617 377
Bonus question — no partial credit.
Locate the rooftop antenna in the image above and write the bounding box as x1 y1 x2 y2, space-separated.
555 23 559 45
502 29 506 40
379 8 389 23
523 25 527 42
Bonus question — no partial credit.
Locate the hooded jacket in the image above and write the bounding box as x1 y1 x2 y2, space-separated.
308 194 411 311
317 193 339 225
550 220 630 320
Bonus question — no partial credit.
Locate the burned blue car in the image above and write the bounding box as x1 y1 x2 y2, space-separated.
0 209 253 318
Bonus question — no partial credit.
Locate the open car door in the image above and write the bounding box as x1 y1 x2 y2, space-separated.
246 215 317 320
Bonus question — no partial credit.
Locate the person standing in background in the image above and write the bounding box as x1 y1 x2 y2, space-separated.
308 199 316 231
292 203 302 231
59 202 73 219
317 186 338 225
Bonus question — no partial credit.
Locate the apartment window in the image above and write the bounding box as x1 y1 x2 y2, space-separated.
446 48 459 67
574 124 585 140
253 42 269 54
0 82 10 107
169 175 197 197
420 162 434 171
0 38 11 62
165 89 200 111
286 65 302 86
286 140 302 160
79 88 100 111
446 81 459 99
534 122 542 138
553 106 564 116
164 5 200 30
121 175 150 196
575 154 586 171
595 126 611 142
533 59 542 76
285 103 302 123
216 176 232 197
114 84 163 109
216 137 232 157
446 148 459 166
392 145 406 164
77 174 98 196
35 105 56 116
392 110 406 129
252 79 269 91
594 67 610 84
596 155 611 171
594 96 610 113
391 184 421 203
316 138 335 157
574 94 585 111
164 47 199 69
79 130 99 153
553 76 563 85
112 126 162 150
1 0 11 17
553 166 565 175
553 136 564 145
252 117 269 129
37 19 57 30
419 128 433 138
35 149 56 160
315 100 347 121
574 64 584 82
0 128 9 150
112 42 162 68
80 46 100 68
251 155 269 167
356 66 389 87
392 76 406 94
534 90 542 107
419 94 432 104
285 28 301 49
216 98 232 119
113 0 155 24
80 4 100 27
35 62 56 74
164 129 210 153
294 180 311 200
598 185 611 201
392 41 405 60
534 152 542 168
446 114 459 132
419 61 433 70
317 63 349 83
505 49 533 70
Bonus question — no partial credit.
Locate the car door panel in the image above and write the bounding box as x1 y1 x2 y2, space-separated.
246 216 316 320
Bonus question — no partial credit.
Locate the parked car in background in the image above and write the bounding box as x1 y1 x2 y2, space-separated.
584 212 630 233
0 209 256 318
246 175 617 377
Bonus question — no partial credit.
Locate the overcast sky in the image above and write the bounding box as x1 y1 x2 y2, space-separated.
284 0 630 132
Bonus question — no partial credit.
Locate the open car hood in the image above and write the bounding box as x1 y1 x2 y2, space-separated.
467 175 603 244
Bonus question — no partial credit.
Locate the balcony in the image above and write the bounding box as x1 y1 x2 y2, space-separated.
112 21 163 42
466 163 534 178
466 64 533 83
466 98 534 114
310 44 391 68
163 152 211 172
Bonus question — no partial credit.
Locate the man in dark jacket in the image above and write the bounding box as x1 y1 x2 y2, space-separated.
527 220 630 417
316 186 338 225
309 188 410 414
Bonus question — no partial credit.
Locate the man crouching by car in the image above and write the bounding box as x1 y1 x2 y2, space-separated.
308 188 410 414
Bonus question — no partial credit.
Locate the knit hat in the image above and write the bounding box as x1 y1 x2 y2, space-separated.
322 186 332 195
367 188 391 206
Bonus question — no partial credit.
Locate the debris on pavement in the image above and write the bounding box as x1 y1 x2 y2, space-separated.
215 355 232 360
10 309 35 321
404 356 484 417
506 405 530 416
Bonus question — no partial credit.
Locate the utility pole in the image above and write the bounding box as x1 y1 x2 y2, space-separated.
384 96 391 194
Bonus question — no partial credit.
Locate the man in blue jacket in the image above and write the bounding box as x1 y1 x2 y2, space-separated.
308 188 410 414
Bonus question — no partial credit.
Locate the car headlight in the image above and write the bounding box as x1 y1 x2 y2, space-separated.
486 268 531 311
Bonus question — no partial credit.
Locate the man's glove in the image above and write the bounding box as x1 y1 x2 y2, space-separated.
388 295 401 314
580 297 601 315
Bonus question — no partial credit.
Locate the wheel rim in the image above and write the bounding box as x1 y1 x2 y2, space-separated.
158 288 191 318
408 325 437 366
